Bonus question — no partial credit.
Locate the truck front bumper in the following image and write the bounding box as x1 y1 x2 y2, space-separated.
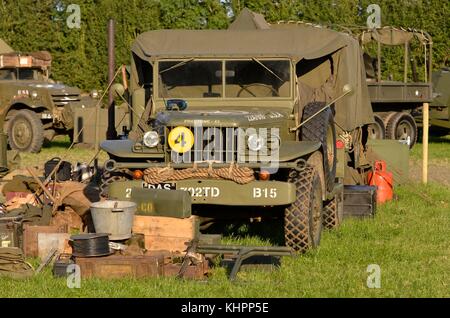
108 179 296 206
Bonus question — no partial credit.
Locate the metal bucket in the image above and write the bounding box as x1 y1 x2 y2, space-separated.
90 200 136 241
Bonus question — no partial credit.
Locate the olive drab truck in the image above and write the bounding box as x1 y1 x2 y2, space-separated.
0 39 101 153
99 12 375 253
420 66 450 136
357 27 433 148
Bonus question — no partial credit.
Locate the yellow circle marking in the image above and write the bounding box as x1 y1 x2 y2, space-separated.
168 126 194 154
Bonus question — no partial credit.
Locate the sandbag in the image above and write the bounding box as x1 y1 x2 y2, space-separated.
54 181 100 217
0 247 34 279
7 203 52 226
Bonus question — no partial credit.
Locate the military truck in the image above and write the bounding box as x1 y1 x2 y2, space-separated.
357 27 433 148
0 40 100 152
99 19 375 253
414 67 450 136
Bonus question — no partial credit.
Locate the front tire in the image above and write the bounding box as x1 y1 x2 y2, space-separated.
284 165 323 253
7 110 44 153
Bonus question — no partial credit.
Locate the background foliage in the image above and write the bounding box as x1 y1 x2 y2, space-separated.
0 0 447 90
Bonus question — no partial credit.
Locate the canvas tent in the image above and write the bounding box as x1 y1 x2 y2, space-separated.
0 39 13 55
228 7 270 30
360 26 432 46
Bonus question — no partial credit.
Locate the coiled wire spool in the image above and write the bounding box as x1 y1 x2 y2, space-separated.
71 233 111 257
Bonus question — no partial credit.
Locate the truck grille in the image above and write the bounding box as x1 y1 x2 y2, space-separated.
167 126 279 164
51 94 81 107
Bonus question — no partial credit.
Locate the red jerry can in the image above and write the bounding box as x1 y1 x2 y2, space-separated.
368 160 393 204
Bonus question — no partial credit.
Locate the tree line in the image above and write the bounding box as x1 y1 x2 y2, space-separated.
0 0 447 91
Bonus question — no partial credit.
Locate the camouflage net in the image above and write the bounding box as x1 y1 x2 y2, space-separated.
143 163 255 185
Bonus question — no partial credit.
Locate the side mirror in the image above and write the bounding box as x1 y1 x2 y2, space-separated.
166 99 188 111
112 83 125 98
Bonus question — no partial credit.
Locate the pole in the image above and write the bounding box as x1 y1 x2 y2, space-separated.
422 102 429 184
404 42 408 83
377 40 381 82
106 19 117 140
94 96 100 151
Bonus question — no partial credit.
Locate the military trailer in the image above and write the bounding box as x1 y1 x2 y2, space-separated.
99 22 375 253
0 40 100 152
357 27 433 148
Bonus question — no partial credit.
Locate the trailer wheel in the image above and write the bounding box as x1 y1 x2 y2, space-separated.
323 187 344 229
100 170 132 198
386 112 418 148
301 102 336 192
284 165 323 253
7 109 44 153
367 114 385 140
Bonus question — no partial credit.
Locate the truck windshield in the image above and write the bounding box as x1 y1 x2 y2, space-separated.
0 69 14 80
158 59 291 99
17 68 36 80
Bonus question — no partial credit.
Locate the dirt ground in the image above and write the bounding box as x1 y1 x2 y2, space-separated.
409 159 450 186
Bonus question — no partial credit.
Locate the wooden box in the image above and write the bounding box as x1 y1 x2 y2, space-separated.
37 233 71 261
75 254 164 279
132 215 198 253
146 251 209 279
23 224 67 257
163 262 208 279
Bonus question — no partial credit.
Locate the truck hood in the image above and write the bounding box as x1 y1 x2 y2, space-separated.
20 81 81 95
155 109 289 127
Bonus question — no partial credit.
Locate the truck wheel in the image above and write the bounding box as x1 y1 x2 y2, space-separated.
7 110 44 153
100 170 132 198
386 112 417 148
323 187 344 229
301 102 336 192
284 165 323 253
367 114 385 140
378 111 396 128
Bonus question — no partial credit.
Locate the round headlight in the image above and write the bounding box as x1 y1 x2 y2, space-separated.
247 134 265 152
143 131 160 148
90 89 99 99
31 91 38 99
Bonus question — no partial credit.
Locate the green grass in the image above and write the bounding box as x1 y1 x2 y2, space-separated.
1 136 449 297
0 183 449 297
19 136 108 169
410 135 450 162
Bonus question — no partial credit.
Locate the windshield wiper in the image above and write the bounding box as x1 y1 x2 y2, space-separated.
159 58 195 75
251 58 284 82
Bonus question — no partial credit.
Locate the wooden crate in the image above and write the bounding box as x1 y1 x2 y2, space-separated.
132 216 198 253
147 251 209 279
37 233 71 261
75 254 164 279
163 262 209 279
23 224 67 257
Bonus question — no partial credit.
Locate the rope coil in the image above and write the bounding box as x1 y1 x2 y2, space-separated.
143 163 255 185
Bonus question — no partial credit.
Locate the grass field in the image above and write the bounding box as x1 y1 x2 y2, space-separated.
1 136 449 298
